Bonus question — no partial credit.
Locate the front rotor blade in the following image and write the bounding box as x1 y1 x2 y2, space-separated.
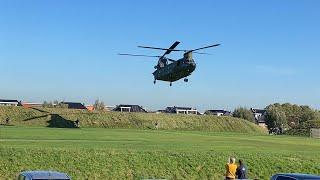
137 46 176 51
137 47 183 52
164 41 180 55
118 53 160 58
138 41 183 53
190 44 220 52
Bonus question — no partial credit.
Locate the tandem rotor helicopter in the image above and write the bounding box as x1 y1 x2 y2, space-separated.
119 41 220 86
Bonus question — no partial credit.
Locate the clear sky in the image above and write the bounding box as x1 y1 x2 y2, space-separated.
1 0 319 111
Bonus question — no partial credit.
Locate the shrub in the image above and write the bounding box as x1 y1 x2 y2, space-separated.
232 107 255 123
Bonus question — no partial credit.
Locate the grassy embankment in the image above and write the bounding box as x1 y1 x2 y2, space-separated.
0 106 266 134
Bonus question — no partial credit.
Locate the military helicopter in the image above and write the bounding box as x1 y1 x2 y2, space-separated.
119 41 220 86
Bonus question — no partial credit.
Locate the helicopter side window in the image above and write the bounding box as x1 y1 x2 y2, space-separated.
162 58 168 65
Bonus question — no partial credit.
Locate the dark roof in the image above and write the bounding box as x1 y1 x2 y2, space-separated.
205 110 229 113
271 173 320 179
0 99 20 103
114 104 147 112
61 102 87 109
20 170 70 179
204 110 231 115
251 108 266 114
0 99 21 105
173 107 193 110
165 106 197 113
157 110 167 113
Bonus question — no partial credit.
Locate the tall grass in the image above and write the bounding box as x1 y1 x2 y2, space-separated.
0 106 266 134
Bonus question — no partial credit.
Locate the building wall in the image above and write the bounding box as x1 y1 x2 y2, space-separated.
120 107 131 112
0 102 18 106
258 122 267 129
86 105 94 111
21 103 42 108
176 109 198 115
215 112 224 116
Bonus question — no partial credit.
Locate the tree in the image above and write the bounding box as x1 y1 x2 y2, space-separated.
42 101 53 108
316 111 320 119
265 103 318 136
53 100 59 106
232 107 255 123
42 101 48 107
266 103 316 128
265 105 287 129
93 99 105 111
299 105 316 123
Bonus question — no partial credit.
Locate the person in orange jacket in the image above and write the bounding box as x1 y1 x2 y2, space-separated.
225 157 237 180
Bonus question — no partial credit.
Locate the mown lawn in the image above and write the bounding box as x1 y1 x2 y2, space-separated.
0 126 319 179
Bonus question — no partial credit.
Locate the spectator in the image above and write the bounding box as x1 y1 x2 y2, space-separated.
5 117 10 125
236 159 248 179
225 157 237 180
279 127 283 134
74 119 80 128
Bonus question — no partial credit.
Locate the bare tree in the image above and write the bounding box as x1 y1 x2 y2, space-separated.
93 99 105 111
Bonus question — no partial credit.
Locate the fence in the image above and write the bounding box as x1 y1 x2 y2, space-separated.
310 128 320 138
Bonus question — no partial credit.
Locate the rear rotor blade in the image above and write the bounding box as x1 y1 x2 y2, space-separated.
193 52 212 55
139 43 221 53
190 44 220 52
118 53 161 58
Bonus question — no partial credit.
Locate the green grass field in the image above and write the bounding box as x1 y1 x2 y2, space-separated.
1 126 319 179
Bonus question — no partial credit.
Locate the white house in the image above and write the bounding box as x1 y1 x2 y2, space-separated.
204 110 231 116
251 108 267 128
164 106 199 115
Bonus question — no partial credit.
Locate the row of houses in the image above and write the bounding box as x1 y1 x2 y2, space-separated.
0 99 86 109
0 99 226 115
0 99 267 127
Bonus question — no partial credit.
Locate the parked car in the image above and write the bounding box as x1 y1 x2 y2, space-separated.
270 173 320 180
17 170 71 180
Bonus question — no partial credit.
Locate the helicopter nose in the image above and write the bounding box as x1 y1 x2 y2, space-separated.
188 62 196 71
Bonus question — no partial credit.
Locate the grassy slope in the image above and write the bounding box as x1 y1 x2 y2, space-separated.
0 106 266 134
1 127 319 179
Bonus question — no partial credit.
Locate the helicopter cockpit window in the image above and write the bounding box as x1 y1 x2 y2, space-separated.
158 58 168 68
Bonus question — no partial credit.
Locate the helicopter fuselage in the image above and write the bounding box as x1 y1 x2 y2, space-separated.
152 57 196 82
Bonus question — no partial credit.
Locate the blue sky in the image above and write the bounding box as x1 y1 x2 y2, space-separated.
0 0 319 111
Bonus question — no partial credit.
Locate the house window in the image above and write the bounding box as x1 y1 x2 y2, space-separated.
120 107 131 112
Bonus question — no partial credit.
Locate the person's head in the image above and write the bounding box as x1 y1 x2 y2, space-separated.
239 159 244 165
230 157 236 164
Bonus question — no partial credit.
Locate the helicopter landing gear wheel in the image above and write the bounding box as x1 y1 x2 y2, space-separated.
170 82 172 86
184 78 188 82
153 80 156 84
